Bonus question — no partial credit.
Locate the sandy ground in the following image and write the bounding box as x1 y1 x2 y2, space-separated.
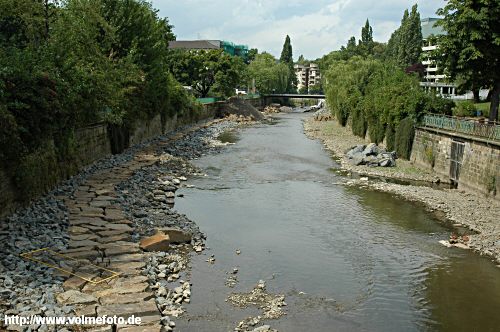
304 117 500 265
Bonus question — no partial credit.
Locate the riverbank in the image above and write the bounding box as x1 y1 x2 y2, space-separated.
0 117 249 331
304 117 500 264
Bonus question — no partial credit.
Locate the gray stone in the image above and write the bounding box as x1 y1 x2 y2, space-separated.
56 290 97 305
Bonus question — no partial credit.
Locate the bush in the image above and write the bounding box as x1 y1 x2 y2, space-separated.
453 101 477 117
351 106 367 138
394 117 415 160
385 124 396 151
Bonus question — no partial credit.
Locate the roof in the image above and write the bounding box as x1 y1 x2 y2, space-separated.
421 18 446 39
168 40 221 50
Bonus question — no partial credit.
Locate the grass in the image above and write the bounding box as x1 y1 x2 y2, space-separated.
455 101 490 117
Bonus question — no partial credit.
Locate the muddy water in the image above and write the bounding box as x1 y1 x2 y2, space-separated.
175 113 500 332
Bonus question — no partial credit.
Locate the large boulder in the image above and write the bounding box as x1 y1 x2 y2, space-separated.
345 144 396 168
362 143 379 156
158 227 192 244
346 145 365 159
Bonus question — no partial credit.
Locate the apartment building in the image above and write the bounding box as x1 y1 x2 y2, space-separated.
294 63 321 92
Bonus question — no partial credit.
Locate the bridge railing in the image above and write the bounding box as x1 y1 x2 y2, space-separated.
421 114 500 141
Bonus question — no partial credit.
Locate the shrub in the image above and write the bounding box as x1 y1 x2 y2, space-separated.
453 101 477 117
385 124 396 151
395 117 415 160
351 106 367 138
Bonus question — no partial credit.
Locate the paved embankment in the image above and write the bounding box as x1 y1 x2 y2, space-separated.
0 118 242 331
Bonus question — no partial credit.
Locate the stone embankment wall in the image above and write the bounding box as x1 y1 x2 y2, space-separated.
0 102 221 218
411 128 500 198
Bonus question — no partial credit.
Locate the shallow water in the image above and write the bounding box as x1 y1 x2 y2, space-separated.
175 112 500 332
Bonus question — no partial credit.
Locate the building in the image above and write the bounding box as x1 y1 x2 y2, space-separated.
419 18 457 97
294 63 321 92
168 40 249 61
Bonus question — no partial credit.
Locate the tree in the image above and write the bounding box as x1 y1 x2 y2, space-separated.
386 5 423 68
167 49 245 98
248 53 290 94
247 48 258 62
360 19 374 55
279 35 297 93
437 0 500 121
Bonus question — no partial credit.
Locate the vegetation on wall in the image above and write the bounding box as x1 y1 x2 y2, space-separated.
0 0 199 199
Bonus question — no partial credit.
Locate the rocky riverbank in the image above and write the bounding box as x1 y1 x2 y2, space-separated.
0 117 248 331
304 116 500 265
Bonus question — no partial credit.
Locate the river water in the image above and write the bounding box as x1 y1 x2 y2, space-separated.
175 112 500 332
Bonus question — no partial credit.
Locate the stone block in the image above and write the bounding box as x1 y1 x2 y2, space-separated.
96 300 159 318
139 233 170 252
56 290 97 305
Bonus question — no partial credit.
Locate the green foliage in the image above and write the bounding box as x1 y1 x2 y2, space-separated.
453 101 477 117
436 0 500 121
394 117 415 160
324 57 451 159
351 105 367 138
168 49 246 98
248 53 290 94
385 5 423 68
486 175 497 196
424 144 435 167
15 141 59 198
279 35 297 93
385 124 396 152
0 0 199 199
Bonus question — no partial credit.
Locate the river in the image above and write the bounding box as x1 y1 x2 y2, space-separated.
174 112 500 331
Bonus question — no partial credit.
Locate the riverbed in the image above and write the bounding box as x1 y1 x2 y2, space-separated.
175 112 500 332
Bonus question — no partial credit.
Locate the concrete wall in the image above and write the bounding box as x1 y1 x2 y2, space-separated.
411 128 500 198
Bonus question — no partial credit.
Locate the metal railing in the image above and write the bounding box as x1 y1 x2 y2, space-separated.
421 114 500 142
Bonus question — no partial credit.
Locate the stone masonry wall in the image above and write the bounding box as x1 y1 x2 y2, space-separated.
0 101 222 218
74 124 112 167
411 128 500 199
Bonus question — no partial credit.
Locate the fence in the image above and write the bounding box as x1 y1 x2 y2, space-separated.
421 114 500 142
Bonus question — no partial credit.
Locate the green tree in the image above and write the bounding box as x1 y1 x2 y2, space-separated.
247 48 258 62
279 35 297 93
386 5 423 68
437 0 500 121
359 19 374 55
168 49 245 98
248 53 290 94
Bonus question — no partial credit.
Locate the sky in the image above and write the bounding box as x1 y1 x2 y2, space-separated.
151 0 443 60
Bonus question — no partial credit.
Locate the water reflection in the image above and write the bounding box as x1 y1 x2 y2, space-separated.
174 113 500 331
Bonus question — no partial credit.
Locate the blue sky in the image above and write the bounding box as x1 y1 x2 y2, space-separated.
151 0 443 60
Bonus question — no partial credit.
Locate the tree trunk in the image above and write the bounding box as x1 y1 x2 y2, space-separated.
472 89 480 103
489 81 500 122
486 89 492 102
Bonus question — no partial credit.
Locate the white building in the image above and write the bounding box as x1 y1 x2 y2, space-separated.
419 18 458 97
294 63 321 92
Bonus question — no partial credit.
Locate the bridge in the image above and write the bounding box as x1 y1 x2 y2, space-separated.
263 94 325 104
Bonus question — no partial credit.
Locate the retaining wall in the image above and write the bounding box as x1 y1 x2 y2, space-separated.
0 102 219 218
411 127 500 198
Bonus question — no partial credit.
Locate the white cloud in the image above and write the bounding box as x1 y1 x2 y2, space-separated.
152 0 442 59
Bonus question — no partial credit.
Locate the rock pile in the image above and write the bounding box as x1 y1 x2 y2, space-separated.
263 104 281 114
313 107 332 121
228 280 286 332
345 143 397 167
144 253 192 330
218 97 264 121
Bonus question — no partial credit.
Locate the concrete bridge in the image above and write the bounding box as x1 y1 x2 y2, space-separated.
263 94 325 105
